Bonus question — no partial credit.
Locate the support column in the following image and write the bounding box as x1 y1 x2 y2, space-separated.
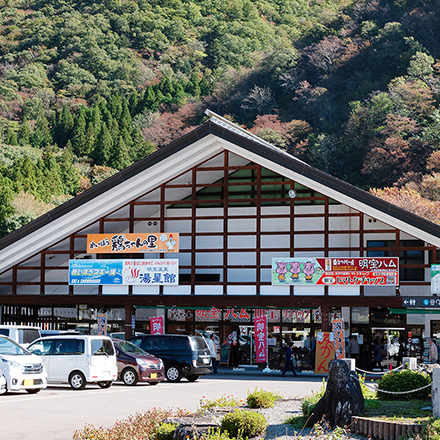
124 305 136 339
321 306 331 332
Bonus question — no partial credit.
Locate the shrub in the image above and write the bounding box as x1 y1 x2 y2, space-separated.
376 370 431 400
418 417 440 440
247 388 281 408
154 422 176 440
199 394 245 412
220 409 268 438
202 427 241 440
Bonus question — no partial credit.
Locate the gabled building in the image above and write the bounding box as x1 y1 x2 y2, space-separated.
1 111 439 363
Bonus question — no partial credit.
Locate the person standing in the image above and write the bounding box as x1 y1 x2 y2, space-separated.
347 335 360 367
395 338 406 367
281 342 297 377
372 339 383 371
429 338 438 364
208 334 218 374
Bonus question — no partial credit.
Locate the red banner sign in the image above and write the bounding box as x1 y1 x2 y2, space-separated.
255 316 268 363
150 316 164 335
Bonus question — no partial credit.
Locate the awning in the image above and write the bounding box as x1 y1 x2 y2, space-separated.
390 308 440 315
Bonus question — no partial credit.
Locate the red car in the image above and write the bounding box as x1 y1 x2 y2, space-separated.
113 339 165 386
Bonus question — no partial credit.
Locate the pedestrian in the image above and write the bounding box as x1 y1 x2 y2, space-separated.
429 338 438 364
347 335 360 367
395 338 405 367
372 339 383 371
208 334 218 374
281 342 297 377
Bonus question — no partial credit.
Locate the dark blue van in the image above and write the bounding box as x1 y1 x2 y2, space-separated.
128 334 212 382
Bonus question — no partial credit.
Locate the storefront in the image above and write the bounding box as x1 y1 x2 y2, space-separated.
0 111 439 366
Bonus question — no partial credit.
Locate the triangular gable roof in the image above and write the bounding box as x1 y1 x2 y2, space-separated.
1 110 440 273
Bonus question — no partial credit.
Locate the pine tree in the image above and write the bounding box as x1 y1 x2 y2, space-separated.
72 111 87 157
129 92 139 115
55 104 74 148
30 112 53 148
0 173 15 238
173 83 186 105
6 127 18 145
111 135 131 169
13 156 38 196
93 122 113 166
119 99 133 134
40 148 64 200
144 85 156 110
19 117 30 146
132 126 155 161
199 75 211 96
59 142 81 195
109 94 122 121
160 77 174 96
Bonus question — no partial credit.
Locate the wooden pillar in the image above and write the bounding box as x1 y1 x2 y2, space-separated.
124 304 136 339
321 305 331 332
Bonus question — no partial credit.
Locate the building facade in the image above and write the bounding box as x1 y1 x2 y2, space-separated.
1 112 439 366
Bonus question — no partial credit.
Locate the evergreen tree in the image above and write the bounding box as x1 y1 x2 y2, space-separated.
119 99 133 134
30 112 53 148
132 126 155 161
6 127 18 145
0 173 15 238
199 75 211 96
129 92 139 115
19 117 30 146
59 142 81 195
55 104 74 148
143 86 156 110
12 156 38 196
92 122 113 166
72 111 87 157
109 94 122 120
186 71 201 97
173 83 186 105
42 147 64 199
160 77 174 96
111 135 131 169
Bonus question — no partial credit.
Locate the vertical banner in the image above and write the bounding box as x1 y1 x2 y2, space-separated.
97 314 107 336
315 332 335 373
255 316 268 363
150 316 164 335
332 319 345 359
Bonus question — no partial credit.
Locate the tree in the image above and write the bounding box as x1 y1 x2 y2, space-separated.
241 85 275 116
0 174 15 238
59 142 81 195
55 104 74 148
93 122 113 166
72 111 88 157
19 118 30 146
30 112 53 148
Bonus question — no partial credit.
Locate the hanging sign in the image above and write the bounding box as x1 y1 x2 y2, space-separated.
150 316 164 335
87 233 179 253
432 265 440 293
255 316 268 363
69 259 179 285
97 314 107 336
272 257 399 286
315 332 335 374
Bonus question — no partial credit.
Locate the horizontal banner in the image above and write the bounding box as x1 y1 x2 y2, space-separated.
69 259 179 285
87 233 179 254
272 257 399 286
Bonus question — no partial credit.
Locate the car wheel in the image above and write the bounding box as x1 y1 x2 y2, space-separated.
97 381 113 388
26 388 41 394
122 368 138 386
186 375 199 382
166 365 182 383
69 371 87 390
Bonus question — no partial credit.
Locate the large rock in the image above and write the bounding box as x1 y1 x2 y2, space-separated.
307 359 364 428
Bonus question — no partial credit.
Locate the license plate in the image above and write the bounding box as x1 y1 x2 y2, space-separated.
23 379 34 386
150 373 157 379
203 358 209 364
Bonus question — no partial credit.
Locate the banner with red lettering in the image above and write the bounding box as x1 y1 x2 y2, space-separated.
315 332 335 373
150 316 164 335
255 316 268 363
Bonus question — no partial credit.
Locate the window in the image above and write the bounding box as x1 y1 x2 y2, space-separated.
54 339 77 355
91 339 115 356
367 240 425 281
28 339 52 356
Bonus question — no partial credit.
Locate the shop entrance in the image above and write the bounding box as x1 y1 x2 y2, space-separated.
371 327 405 369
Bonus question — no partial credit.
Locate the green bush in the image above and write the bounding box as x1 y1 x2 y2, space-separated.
301 378 326 417
376 370 432 400
202 427 241 440
154 422 176 440
417 417 440 440
198 394 245 412
246 388 281 408
220 410 268 438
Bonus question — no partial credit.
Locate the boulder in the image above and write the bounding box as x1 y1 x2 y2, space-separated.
166 414 220 440
307 359 364 428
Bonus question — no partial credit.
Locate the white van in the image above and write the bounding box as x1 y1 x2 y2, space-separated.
0 335 47 394
27 335 117 390
0 325 41 348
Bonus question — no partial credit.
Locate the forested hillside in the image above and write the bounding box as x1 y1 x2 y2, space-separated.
1 0 440 236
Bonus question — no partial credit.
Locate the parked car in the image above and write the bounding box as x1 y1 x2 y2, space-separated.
0 374 6 394
27 335 117 390
40 330 81 338
128 334 212 382
113 339 165 386
0 325 41 348
110 332 145 340
0 335 47 394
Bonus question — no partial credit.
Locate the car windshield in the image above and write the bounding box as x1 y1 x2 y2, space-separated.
115 340 148 355
190 336 208 350
91 339 115 356
0 336 29 356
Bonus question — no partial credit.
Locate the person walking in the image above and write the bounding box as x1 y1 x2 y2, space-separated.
395 338 406 367
281 342 297 377
208 334 218 374
372 339 383 371
347 335 360 367
429 338 438 364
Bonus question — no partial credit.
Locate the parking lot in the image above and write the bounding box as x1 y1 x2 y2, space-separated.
0 374 324 440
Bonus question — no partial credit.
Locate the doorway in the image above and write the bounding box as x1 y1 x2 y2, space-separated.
371 327 405 369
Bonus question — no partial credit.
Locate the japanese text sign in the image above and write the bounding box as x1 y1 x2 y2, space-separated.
332 319 345 360
272 257 399 286
87 233 179 254
69 259 179 285
150 316 164 335
315 332 335 374
97 314 107 336
254 316 268 363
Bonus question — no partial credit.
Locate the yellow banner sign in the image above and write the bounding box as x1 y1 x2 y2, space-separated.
87 233 179 254
315 332 335 374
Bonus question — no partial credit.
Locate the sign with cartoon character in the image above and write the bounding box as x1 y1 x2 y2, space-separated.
272 257 399 286
69 259 179 285
87 233 179 254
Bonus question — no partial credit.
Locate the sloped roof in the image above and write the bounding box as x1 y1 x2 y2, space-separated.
0 111 439 273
